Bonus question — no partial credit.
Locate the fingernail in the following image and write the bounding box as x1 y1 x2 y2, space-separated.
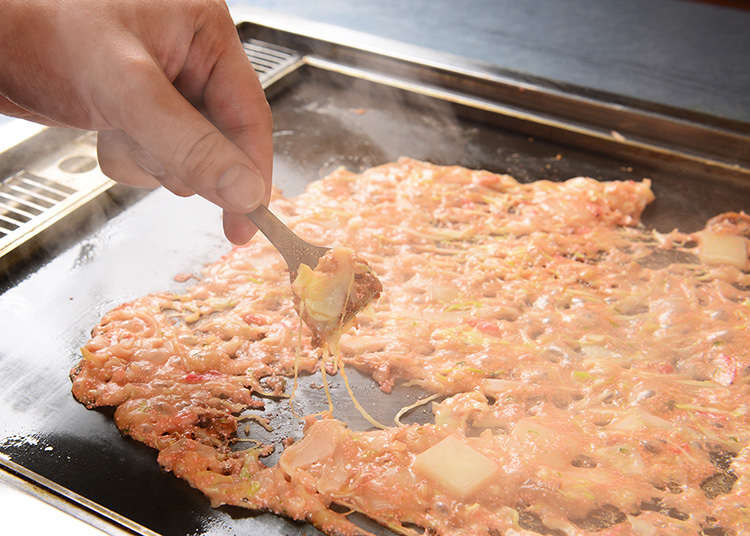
217 165 265 211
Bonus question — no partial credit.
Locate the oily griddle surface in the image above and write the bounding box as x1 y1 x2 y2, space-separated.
2 66 750 536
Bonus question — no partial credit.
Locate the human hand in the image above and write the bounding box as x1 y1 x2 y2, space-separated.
0 0 272 244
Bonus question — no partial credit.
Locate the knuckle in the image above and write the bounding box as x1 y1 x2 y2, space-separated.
172 129 224 192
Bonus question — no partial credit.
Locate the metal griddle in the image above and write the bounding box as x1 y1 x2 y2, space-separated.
2 10 750 536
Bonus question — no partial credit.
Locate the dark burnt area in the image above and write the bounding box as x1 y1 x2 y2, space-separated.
562 250 608 264
702 527 730 536
570 454 597 468
701 516 731 536
666 481 684 494
651 480 683 494
707 445 737 472
400 521 428 534
570 505 626 531
517 510 566 536
195 412 236 441
639 497 689 521
700 471 738 499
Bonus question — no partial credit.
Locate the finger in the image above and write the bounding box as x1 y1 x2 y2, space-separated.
98 130 196 197
159 174 195 198
180 25 273 205
104 51 267 215
97 130 161 189
222 210 257 245
0 96 67 127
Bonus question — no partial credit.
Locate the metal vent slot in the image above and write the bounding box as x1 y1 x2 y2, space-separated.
242 39 302 87
0 207 32 223
0 196 43 217
0 162 103 259
18 172 77 195
0 188 54 212
11 178 68 202
0 218 18 231
0 171 75 221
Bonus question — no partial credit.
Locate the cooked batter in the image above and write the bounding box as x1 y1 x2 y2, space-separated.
71 159 750 535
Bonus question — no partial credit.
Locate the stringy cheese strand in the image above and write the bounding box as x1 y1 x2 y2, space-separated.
394 393 442 427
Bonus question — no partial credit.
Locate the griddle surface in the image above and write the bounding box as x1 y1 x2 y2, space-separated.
2 66 750 536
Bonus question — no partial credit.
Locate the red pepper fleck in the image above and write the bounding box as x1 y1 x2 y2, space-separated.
658 363 674 374
242 313 267 325
475 321 502 337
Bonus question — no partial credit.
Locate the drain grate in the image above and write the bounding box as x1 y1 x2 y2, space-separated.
243 39 302 88
0 132 112 259
0 172 76 238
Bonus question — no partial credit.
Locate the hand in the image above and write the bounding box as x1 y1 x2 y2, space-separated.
0 0 272 244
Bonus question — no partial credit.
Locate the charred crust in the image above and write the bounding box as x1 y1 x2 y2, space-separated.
571 504 626 531
702 528 729 536
700 471 738 499
707 446 737 472
666 481 683 494
517 509 566 536
701 516 731 536
570 454 597 468
639 498 689 521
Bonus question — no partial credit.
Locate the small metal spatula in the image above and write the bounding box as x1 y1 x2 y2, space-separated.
247 205 330 278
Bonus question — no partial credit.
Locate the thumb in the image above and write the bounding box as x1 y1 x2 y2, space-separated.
105 57 268 213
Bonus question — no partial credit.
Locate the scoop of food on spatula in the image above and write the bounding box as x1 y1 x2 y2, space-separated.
247 204 382 349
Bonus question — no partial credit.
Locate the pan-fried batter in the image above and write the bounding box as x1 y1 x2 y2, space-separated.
72 158 750 535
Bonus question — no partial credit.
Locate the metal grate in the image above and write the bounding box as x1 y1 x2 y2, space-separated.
243 39 302 88
0 172 75 238
0 132 112 258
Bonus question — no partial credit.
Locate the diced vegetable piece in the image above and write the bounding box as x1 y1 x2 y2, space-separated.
608 409 672 432
413 435 498 499
699 232 748 268
293 261 350 323
280 420 346 474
